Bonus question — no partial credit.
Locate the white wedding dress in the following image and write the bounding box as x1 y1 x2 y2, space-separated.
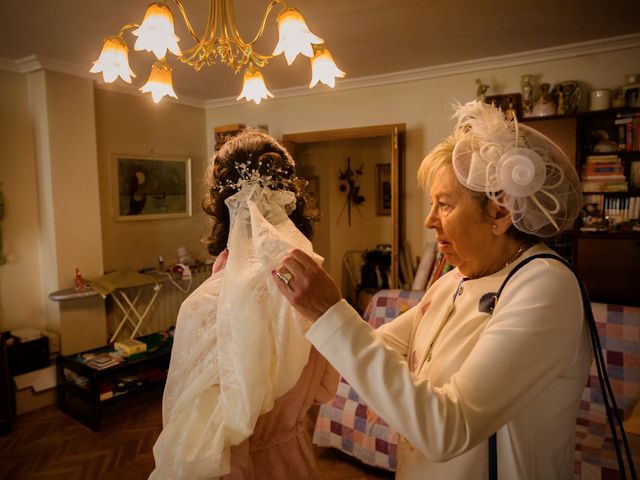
150 184 322 480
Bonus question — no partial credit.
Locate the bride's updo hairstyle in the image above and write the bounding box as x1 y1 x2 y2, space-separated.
203 128 319 256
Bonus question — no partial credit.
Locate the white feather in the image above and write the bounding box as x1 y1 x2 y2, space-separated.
452 100 514 147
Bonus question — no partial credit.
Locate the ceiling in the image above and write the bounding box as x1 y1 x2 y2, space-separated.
2 0 639 104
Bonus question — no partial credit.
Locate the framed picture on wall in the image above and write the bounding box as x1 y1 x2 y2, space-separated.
376 163 391 216
114 154 192 221
214 124 245 151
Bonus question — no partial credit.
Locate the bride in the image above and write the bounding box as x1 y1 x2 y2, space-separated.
150 129 338 480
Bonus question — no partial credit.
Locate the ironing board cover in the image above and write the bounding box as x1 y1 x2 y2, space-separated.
87 270 158 297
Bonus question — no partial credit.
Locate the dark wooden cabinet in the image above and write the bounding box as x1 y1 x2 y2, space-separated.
0 339 15 435
525 108 640 306
575 234 640 304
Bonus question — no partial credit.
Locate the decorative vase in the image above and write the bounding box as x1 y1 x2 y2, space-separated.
589 89 611 111
612 89 626 108
531 83 556 117
521 74 534 116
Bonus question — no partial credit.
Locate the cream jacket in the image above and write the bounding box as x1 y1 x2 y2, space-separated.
307 244 591 479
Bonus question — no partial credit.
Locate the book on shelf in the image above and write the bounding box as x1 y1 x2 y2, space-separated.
581 164 624 175
580 195 640 229
99 380 114 401
585 155 621 164
581 181 628 193
614 117 634 125
604 196 640 223
614 114 640 151
84 352 122 370
581 174 626 181
631 161 640 188
114 338 147 356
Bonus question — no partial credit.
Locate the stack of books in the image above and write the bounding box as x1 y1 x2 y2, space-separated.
581 155 628 192
84 352 122 370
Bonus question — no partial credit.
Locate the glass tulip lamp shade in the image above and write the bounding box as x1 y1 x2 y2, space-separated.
89 1 344 104
310 47 345 88
90 35 136 84
132 2 182 60
139 60 178 103
237 67 273 104
272 8 323 65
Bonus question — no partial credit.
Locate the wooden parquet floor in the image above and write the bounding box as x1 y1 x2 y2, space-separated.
0 395 394 480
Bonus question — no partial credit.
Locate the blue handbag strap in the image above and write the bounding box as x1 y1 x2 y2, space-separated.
487 253 636 480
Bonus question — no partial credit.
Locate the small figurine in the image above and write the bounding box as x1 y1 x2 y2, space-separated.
476 78 490 102
75 267 86 292
556 85 566 115
521 74 534 116
505 96 517 120
532 83 556 117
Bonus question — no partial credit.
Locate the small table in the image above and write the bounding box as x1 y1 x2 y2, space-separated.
56 330 172 430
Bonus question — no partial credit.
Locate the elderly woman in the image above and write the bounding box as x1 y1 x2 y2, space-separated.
151 129 338 480
273 101 591 479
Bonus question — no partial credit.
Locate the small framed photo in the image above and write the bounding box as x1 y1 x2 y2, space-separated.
485 93 523 120
114 154 192 221
214 124 245 151
376 163 391 216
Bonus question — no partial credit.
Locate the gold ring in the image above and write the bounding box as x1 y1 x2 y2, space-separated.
276 271 293 291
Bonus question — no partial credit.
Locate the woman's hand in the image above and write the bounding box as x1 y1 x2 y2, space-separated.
273 248 342 321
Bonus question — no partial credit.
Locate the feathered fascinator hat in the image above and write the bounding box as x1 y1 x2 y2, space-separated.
451 100 581 237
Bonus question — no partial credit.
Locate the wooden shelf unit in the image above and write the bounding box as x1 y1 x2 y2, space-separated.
524 108 640 306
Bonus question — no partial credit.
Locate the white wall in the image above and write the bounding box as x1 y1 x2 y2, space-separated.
0 70 42 331
0 69 210 355
205 46 640 258
28 70 107 353
0 41 638 344
94 89 210 272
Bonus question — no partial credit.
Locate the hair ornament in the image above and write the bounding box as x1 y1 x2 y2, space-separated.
215 158 290 192
451 100 581 237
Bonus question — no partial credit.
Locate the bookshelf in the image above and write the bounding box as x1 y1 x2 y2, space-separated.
524 108 640 306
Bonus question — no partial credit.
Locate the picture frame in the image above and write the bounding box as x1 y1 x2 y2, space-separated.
114 154 192 221
376 163 391 216
214 124 245 151
485 93 523 120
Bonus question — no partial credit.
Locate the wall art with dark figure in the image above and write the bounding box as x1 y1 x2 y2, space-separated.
114 155 192 221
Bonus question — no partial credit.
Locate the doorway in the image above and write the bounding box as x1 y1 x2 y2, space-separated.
282 124 405 295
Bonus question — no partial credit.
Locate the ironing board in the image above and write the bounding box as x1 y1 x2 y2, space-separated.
87 270 162 342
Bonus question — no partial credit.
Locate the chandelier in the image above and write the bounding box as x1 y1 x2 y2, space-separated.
90 0 345 104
